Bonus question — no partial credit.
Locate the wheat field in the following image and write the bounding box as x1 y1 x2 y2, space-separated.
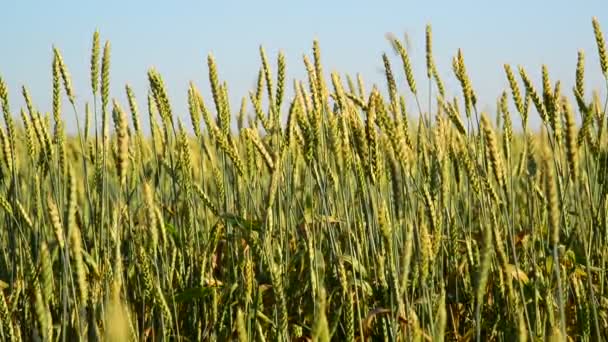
0 17 607 342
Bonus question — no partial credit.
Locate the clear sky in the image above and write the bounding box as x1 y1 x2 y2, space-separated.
1 1 608 132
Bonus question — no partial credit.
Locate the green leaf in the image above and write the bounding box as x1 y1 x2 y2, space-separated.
165 222 179 241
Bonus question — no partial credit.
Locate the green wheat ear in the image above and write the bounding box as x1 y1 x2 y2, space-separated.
426 24 433 79
112 99 129 186
576 50 585 97
90 30 100 95
275 51 286 113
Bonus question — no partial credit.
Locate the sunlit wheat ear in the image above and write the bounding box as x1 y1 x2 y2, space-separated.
303 54 321 118
212 124 244 176
283 99 297 149
387 114 410 170
20 108 37 157
578 103 594 147
53 47 75 104
248 90 271 134
34 284 51 341
147 69 174 133
0 77 8 121
237 96 247 132
219 81 232 137
544 70 564 147
389 35 417 94
425 24 446 97
258 46 274 104
254 67 265 104
53 55 61 125
0 129 12 174
313 40 329 107
541 65 554 112
504 64 525 115
147 88 166 148
22 86 36 120
563 101 579 182
188 87 202 140
330 72 346 111
592 17 608 76
422 186 438 233
67 167 88 306
345 90 367 110
458 49 477 104
47 197 65 249
245 128 274 171
338 114 353 171
177 119 194 180
481 114 505 191
207 53 222 116
542 148 560 248
344 73 356 95
398 95 413 146
84 103 92 142
452 50 476 117
366 91 380 183
190 84 215 142
518 66 549 125
593 89 604 124
36 112 53 157
142 182 159 251
355 73 367 99
39 242 54 304
442 97 466 136
382 53 398 112
419 217 431 282
152 207 167 251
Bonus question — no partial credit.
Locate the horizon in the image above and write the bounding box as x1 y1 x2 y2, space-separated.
2 1 608 134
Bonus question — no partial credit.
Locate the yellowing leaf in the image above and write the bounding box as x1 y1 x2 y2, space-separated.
505 264 529 284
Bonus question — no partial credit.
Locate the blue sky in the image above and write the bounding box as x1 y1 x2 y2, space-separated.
1 1 607 132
